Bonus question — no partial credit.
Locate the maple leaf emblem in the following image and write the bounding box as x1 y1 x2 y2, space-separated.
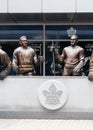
67 27 77 37
43 84 63 106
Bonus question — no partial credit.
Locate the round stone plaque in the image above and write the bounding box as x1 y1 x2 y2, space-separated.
38 80 67 110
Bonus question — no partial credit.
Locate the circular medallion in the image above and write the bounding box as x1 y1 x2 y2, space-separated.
38 80 67 110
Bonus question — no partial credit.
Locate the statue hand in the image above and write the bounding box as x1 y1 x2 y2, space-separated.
38 56 44 63
50 46 55 52
0 71 7 80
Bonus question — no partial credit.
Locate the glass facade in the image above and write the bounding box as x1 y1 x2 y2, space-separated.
45 25 93 40
0 25 43 40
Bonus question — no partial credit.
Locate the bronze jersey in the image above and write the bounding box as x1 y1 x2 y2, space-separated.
88 52 93 81
61 45 84 68
0 49 11 76
12 46 38 74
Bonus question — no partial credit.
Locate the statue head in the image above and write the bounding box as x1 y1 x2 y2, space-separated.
19 36 28 48
70 34 78 46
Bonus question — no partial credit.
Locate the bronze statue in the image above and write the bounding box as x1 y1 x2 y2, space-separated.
0 48 11 80
60 35 85 76
12 36 44 75
50 35 85 76
88 51 93 81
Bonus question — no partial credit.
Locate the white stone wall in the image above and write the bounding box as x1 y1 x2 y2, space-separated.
42 0 75 13
0 0 93 13
77 0 93 12
0 76 92 113
8 0 42 13
0 0 7 13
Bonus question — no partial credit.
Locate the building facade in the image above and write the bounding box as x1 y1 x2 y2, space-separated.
0 0 93 76
0 0 93 118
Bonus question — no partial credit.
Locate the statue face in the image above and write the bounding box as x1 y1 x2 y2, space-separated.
70 38 77 46
20 39 28 48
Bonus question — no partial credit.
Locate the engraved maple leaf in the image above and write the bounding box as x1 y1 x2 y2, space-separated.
43 84 63 99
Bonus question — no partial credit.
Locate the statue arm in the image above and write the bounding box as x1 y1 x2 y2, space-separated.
12 50 19 74
0 53 11 80
74 49 85 72
59 49 66 62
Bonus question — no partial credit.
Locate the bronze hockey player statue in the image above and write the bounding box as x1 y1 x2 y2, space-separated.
0 47 11 80
12 36 44 75
50 35 85 76
88 51 93 81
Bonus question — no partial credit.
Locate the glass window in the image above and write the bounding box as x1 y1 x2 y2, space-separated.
45 25 93 40
0 25 43 40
